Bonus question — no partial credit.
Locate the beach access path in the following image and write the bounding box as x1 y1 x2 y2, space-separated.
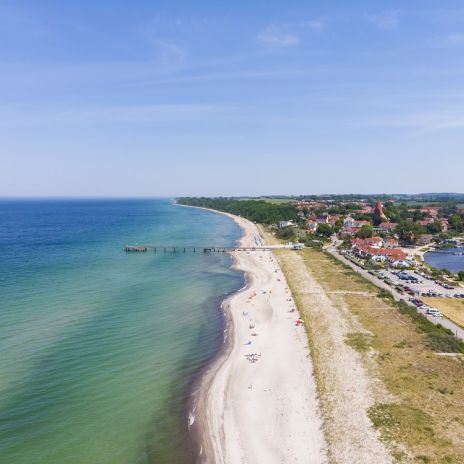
198 215 327 464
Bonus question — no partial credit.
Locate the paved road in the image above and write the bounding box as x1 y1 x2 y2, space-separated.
378 268 463 298
325 245 464 341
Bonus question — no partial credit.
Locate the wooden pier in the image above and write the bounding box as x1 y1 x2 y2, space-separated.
124 244 294 253
124 245 148 252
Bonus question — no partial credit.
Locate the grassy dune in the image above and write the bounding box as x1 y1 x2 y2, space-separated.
423 298 464 329
276 247 464 464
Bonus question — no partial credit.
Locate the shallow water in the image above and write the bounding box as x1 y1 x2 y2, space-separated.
0 199 243 463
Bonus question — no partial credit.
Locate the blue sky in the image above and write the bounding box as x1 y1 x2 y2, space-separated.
1 0 464 196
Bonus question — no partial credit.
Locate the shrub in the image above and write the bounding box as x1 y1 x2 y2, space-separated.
397 300 464 353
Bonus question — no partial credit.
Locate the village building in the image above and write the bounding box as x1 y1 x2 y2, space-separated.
373 200 388 225
278 220 296 229
421 207 438 217
364 237 383 247
306 220 318 234
375 222 398 233
341 227 360 237
419 234 433 245
439 219 449 231
384 238 399 248
343 216 356 228
316 214 329 224
328 215 340 226
354 206 373 214
352 242 407 263
417 218 434 227
354 220 371 228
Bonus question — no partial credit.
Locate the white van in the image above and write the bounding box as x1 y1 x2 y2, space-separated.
426 308 443 318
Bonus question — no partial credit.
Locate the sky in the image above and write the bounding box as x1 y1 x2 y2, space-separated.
1 0 464 197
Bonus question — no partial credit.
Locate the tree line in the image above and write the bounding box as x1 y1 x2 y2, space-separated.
176 197 298 225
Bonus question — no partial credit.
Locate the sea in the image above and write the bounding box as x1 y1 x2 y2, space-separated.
0 198 243 464
424 248 464 274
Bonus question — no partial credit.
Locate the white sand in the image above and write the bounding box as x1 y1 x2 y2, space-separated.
196 215 327 464
276 251 394 463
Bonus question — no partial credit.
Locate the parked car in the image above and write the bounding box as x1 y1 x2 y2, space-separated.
426 308 443 318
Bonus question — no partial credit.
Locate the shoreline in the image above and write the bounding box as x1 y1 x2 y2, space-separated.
188 214 253 464
183 205 327 463
179 204 254 463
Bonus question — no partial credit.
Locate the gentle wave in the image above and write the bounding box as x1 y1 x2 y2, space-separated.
0 199 243 464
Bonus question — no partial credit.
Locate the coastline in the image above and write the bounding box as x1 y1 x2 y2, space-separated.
184 204 327 464
179 203 253 462
178 202 251 462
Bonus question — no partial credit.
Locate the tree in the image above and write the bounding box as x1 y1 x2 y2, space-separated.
176 198 298 225
449 214 463 232
458 271 464 281
426 222 442 234
341 236 352 248
316 223 333 238
412 209 423 222
356 224 374 239
276 226 296 241
439 232 452 241
352 213 372 222
396 221 425 245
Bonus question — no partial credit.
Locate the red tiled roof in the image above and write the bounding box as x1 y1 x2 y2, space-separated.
353 244 406 261
379 222 397 229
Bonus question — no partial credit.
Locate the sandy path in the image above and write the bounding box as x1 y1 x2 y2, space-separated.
196 215 326 464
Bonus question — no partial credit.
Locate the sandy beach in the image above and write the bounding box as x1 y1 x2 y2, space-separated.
193 214 327 464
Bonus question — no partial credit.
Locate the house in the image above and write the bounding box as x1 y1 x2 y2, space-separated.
355 220 371 227
316 214 329 224
354 206 373 214
377 222 398 233
419 234 433 245
343 216 356 228
417 219 434 227
352 242 407 263
306 220 318 234
278 220 296 229
391 260 411 268
384 249 408 261
341 227 361 237
353 237 383 248
328 215 340 226
363 237 383 247
384 238 399 248
439 219 449 232
421 208 438 217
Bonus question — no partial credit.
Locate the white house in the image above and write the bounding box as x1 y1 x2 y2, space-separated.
306 220 318 233
278 220 296 229
343 216 356 228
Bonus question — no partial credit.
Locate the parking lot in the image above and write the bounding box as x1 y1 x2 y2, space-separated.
329 246 464 339
376 269 464 299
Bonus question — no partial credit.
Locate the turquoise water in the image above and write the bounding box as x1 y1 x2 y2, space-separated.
0 199 243 464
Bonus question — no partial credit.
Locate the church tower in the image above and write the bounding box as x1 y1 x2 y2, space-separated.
373 201 388 225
